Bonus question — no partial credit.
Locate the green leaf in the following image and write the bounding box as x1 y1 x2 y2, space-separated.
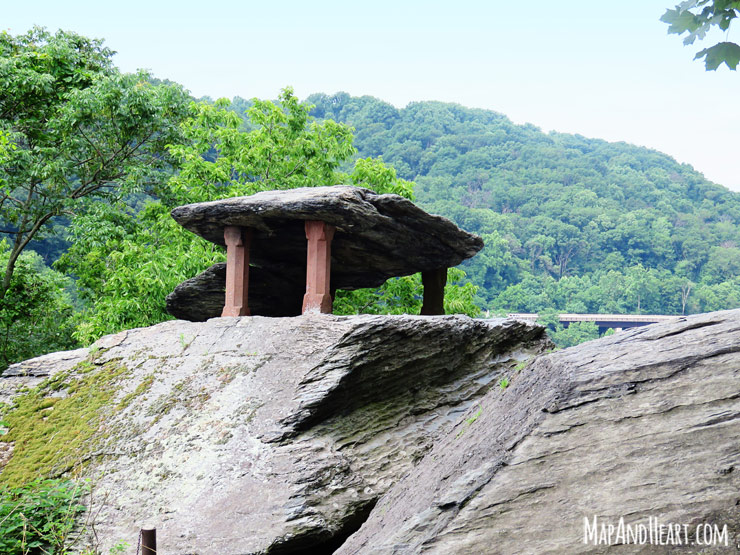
694 41 740 69
677 0 702 10
661 8 702 36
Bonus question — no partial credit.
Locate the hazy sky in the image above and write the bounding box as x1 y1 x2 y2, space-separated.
4 0 740 190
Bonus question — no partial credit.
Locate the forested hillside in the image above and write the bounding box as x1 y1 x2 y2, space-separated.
306 92 740 317
4 28 740 371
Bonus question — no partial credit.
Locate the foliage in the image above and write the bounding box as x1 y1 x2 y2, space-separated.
535 309 600 348
61 89 740 349
443 269 481 316
0 241 77 371
62 89 434 343
56 201 222 344
10 75 740 353
661 1 740 69
0 128 13 166
0 478 86 555
308 92 740 326
166 89 356 203
0 27 190 301
548 321 600 349
350 156 414 199
334 267 480 317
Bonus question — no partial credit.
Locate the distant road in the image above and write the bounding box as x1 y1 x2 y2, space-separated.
508 313 678 332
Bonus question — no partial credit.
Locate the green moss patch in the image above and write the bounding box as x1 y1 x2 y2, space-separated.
0 357 129 486
117 373 155 410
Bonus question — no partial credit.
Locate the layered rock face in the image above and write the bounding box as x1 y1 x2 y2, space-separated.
4 310 740 554
166 186 485 320
165 262 306 320
170 186 484 290
340 310 740 554
0 314 546 554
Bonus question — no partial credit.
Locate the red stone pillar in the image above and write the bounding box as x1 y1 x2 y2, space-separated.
303 220 335 314
420 267 447 315
222 226 252 317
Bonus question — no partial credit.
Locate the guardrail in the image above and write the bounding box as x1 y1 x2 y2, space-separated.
507 313 679 331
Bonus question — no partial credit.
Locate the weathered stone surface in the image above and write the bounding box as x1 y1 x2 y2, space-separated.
170 186 484 291
0 347 88 406
10 309 739 554
339 310 740 554
0 314 546 554
165 262 306 320
165 262 229 321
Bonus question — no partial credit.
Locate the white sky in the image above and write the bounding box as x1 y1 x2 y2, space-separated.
4 0 740 190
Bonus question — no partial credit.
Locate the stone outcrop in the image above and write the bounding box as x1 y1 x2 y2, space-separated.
339 309 740 553
170 187 483 291
167 186 485 321
0 314 546 554
0 347 88 406
165 262 306 320
5 309 740 553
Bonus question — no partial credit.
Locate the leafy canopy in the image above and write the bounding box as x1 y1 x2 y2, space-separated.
61 89 445 344
661 1 740 69
0 241 77 371
0 27 189 300
309 92 740 321
166 91 356 203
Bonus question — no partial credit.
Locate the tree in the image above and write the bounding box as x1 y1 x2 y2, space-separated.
0 27 189 301
661 1 740 70
62 91 426 343
549 321 600 349
0 129 10 161
333 268 480 317
350 156 414 199
700 246 740 284
294 91 740 318
57 201 222 343
166 90 356 204
0 241 76 371
625 264 660 314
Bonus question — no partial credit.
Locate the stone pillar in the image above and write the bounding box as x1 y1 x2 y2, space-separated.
303 220 335 314
421 267 447 315
222 226 252 317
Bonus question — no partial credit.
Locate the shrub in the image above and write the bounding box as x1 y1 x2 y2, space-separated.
0 478 86 555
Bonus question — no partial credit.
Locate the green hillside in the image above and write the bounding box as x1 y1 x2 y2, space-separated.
307 92 740 317
4 27 740 368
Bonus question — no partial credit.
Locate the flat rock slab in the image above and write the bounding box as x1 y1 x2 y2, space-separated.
165 262 306 320
170 186 484 290
339 309 740 554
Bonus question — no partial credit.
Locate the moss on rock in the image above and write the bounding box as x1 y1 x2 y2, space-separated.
0 355 129 485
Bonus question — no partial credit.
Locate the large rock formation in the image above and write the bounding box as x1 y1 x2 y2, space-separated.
165 262 306 320
166 186 484 320
4 310 740 554
0 314 546 554
170 186 484 290
340 309 740 553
